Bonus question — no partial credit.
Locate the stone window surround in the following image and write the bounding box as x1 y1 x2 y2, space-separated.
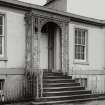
74 28 88 62
73 26 89 65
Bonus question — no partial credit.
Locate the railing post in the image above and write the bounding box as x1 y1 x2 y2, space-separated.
40 69 43 97
36 73 39 99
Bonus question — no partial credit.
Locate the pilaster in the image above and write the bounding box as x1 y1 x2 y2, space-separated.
61 22 69 73
25 12 41 77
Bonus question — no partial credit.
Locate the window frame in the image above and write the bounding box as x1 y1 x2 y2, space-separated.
74 27 88 64
0 14 7 61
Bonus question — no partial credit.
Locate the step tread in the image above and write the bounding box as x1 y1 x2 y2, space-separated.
44 72 63 74
41 93 92 99
44 82 79 85
43 79 74 81
43 75 69 77
43 76 72 78
43 90 90 94
32 96 105 105
44 86 84 89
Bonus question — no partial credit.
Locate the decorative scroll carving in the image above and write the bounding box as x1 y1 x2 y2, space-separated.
31 10 70 23
32 17 39 70
39 17 63 30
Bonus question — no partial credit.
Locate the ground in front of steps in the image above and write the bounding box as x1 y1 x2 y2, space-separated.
5 100 105 105
56 100 105 105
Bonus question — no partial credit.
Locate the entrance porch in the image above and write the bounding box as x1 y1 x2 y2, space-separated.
24 9 70 98
25 10 70 74
18 9 105 105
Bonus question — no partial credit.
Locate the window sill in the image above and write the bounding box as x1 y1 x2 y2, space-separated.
73 60 89 65
0 57 8 61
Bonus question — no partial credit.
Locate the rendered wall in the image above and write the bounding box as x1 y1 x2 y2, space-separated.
67 0 105 20
0 6 27 101
69 22 105 71
0 6 25 73
68 22 105 93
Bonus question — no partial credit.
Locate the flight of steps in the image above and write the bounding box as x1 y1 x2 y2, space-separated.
31 72 105 105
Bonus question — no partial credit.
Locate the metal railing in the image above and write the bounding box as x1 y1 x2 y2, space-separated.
0 78 37 103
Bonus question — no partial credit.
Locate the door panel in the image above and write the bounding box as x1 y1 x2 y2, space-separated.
48 30 54 71
55 28 61 71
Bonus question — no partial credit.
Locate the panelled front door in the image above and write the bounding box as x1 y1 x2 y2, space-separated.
41 22 61 72
48 29 54 71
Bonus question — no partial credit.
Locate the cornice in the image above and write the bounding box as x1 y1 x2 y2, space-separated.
70 16 105 27
31 10 70 23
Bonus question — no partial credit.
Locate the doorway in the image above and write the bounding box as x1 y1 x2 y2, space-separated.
41 22 61 72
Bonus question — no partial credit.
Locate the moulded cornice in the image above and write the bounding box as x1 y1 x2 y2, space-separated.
31 10 70 23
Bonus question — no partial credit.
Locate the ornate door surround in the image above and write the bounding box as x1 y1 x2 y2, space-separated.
25 9 70 75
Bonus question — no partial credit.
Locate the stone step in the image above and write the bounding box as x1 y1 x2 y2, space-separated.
43 86 85 92
43 72 63 76
39 94 93 101
43 75 72 79
32 96 105 105
43 90 91 97
43 82 80 87
43 78 75 83
33 71 105 104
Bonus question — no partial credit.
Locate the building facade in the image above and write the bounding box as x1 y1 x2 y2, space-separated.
0 0 105 101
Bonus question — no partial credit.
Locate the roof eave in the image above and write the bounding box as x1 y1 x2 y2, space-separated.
0 0 105 27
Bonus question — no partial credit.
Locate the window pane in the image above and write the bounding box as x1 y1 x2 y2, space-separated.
0 16 3 25
75 45 78 59
80 46 85 60
0 26 2 35
82 31 85 45
77 53 81 59
75 30 78 44
0 36 2 54
81 46 85 53
81 53 85 60
75 45 82 59
75 45 80 53
78 30 81 44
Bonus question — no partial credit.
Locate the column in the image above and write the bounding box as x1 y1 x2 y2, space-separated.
25 13 41 76
25 12 42 98
25 13 33 76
